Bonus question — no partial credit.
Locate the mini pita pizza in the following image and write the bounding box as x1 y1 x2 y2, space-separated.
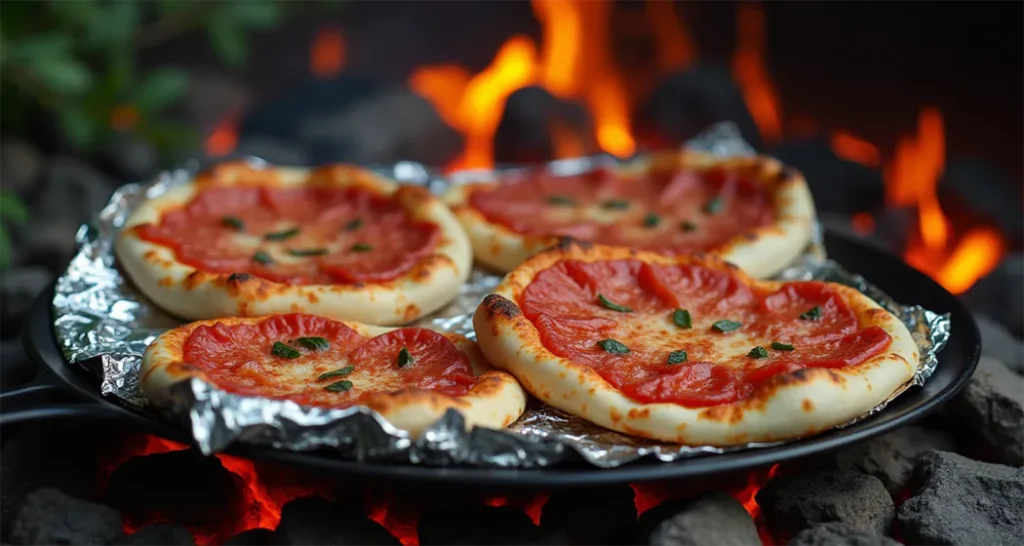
472 240 918 446
142 313 526 435
446 149 815 277
116 161 472 325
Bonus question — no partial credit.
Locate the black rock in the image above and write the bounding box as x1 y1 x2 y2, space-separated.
0 138 43 197
9 488 123 545
898 450 1024 545
104 449 244 531
116 524 195 546
974 314 1024 374
770 139 885 215
756 471 894 539
964 253 1024 338
635 63 762 151
940 159 1024 246
541 485 636 545
0 266 53 338
0 340 36 387
222 528 279 546
831 426 957 496
946 355 1024 466
276 497 399 545
494 86 596 164
638 491 760 546
788 522 901 546
419 504 562 545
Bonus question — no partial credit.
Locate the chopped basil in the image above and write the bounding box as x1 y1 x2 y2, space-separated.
703 196 725 214
547 195 576 206
800 306 822 321
343 218 364 231
672 309 692 329
597 293 633 313
711 319 742 333
771 341 795 351
748 346 769 359
265 227 300 241
271 341 300 359
324 379 353 392
350 243 373 252
681 220 698 232
597 338 630 354
318 366 354 380
221 216 245 230
295 336 330 351
642 212 661 228
601 199 630 210
667 350 688 365
397 347 414 367
289 248 329 257
252 251 273 265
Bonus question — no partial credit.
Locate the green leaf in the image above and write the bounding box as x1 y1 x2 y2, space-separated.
9 34 73 62
397 347 414 368
324 379 353 392
667 350 687 365
672 309 692 329
34 57 93 95
318 366 354 381
158 0 194 16
597 338 630 355
134 69 189 113
747 346 769 359
59 107 100 149
225 0 282 28
271 341 301 359
597 293 633 313
711 319 742 333
208 18 247 67
800 306 822 321
0 192 30 224
84 0 140 48
295 336 330 351
771 341 795 351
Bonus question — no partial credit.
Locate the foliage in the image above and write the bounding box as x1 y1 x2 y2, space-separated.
0 0 338 159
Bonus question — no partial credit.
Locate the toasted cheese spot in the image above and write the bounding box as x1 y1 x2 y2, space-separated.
699 406 744 424
158 277 174 288
306 292 320 304
183 271 204 290
580 402 588 414
802 399 814 412
402 304 420 321
610 407 622 424
628 408 651 420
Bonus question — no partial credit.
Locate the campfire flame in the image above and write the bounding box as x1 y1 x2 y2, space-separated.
310 27 346 78
731 2 783 145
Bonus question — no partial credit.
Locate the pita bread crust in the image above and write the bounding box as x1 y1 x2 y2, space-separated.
116 162 472 325
142 316 526 436
472 241 919 446
446 149 816 277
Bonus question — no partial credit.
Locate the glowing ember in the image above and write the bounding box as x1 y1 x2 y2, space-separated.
831 130 881 166
310 28 346 78
731 2 783 144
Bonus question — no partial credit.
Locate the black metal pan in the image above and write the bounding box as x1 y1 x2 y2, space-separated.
0 229 980 490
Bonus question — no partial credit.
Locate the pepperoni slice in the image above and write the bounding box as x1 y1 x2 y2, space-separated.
344 328 475 397
620 361 751 407
136 186 440 285
750 282 857 345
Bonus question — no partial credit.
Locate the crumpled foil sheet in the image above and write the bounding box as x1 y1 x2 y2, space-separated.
52 122 949 468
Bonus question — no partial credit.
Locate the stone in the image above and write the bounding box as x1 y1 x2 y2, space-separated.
0 139 43 197
116 524 195 545
0 266 53 338
540 485 636 545
832 426 957 496
640 491 760 546
788 522 900 546
898 450 1024 545
771 139 885 215
9 488 123 545
755 471 894 538
223 529 279 545
947 354 1024 466
974 313 1023 374
276 497 399 545
964 253 1023 338
494 86 597 164
419 504 561 545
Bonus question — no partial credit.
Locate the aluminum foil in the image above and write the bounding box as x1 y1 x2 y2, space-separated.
52 123 949 468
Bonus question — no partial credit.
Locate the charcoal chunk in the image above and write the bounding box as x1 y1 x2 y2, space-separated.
788 522 900 546
116 524 194 545
494 86 596 164
964 253 1023 337
639 491 760 546
832 426 957 495
756 471 894 538
974 314 1024 374
223 529 278 546
898 451 1024 545
946 355 1024 466
276 497 399 545
419 504 562 545
770 139 885 215
541 485 636 545
9 488 123 545
940 159 1024 246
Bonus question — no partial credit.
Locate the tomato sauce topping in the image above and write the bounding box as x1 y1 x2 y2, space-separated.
137 186 440 284
181 314 475 407
468 167 774 253
519 260 892 408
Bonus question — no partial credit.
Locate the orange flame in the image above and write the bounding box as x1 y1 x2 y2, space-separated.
409 64 472 131
310 28 346 78
646 0 696 71
831 130 881 166
205 114 239 157
732 1 783 144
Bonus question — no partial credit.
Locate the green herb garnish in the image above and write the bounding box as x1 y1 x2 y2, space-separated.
350 243 373 252
643 212 661 228
703 196 725 214
265 227 300 241
324 380 353 392
295 337 330 351
667 350 688 365
800 306 822 321
343 218 364 231
318 366 354 380
289 248 329 257
711 319 742 333
397 347 414 367
601 199 630 210
546 195 576 206
681 220 698 232
271 341 300 359
221 216 245 230
597 293 633 313
771 341 795 351
672 309 692 329
252 251 274 265
748 346 769 359
597 338 630 354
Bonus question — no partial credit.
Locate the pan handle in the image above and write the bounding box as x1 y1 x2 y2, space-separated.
0 371 77 412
